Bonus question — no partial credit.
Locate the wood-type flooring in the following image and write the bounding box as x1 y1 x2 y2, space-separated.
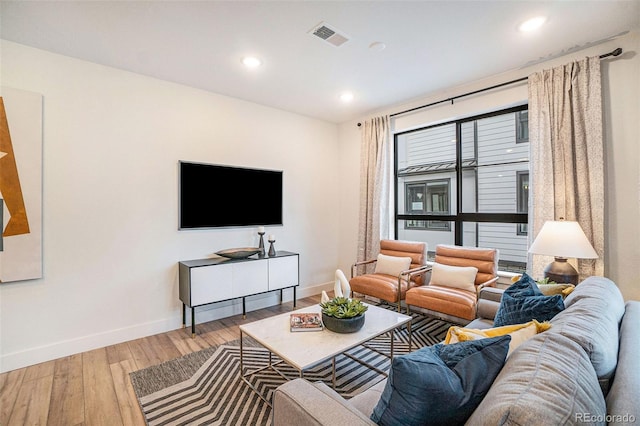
0 295 319 425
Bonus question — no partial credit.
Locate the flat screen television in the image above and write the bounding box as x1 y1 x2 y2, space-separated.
179 161 283 229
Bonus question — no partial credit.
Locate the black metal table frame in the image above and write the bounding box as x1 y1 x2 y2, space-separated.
239 321 412 407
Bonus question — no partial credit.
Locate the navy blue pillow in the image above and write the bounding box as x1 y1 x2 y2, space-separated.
493 273 564 327
370 335 511 426
504 272 543 297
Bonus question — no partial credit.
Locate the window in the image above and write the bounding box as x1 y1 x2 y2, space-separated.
395 106 529 273
516 110 529 143
405 180 451 231
516 171 529 235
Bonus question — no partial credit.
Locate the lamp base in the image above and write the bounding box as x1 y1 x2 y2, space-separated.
543 257 578 285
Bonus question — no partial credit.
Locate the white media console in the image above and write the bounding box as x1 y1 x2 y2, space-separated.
178 251 299 336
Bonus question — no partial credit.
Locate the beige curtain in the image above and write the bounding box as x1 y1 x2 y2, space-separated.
357 116 391 269
528 56 604 280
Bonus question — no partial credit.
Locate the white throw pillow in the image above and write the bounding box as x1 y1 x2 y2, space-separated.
429 262 478 292
374 254 412 277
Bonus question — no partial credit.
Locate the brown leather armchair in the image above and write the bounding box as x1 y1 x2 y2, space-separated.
405 244 499 322
350 240 430 311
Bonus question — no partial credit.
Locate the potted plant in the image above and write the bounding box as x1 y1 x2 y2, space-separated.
320 297 368 333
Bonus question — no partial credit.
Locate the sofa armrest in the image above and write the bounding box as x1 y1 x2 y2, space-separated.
272 378 376 426
606 301 640 424
476 286 504 321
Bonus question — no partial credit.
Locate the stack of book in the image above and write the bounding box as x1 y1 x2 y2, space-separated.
290 313 323 332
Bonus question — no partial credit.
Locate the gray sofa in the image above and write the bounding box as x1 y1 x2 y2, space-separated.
272 276 639 425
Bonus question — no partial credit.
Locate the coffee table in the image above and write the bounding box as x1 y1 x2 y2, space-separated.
239 303 412 405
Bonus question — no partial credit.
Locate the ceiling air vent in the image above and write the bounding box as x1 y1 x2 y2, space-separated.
309 22 349 47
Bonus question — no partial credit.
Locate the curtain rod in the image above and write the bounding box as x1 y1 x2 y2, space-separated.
357 47 622 127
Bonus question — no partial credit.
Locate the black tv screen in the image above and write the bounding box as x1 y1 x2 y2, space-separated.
179 161 283 229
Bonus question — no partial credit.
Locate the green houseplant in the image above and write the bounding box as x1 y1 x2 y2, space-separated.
320 297 368 333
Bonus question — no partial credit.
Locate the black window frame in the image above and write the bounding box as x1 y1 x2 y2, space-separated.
394 104 529 246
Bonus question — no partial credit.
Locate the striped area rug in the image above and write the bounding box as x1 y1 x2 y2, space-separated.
130 312 454 426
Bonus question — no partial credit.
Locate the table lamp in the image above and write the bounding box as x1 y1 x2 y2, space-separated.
528 219 598 285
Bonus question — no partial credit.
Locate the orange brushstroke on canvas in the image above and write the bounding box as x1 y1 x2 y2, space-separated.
0 97 30 236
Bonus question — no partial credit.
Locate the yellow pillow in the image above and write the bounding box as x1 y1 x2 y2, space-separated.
445 320 552 356
511 275 575 298
537 283 575 298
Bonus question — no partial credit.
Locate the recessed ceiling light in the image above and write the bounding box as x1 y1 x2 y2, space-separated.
519 16 547 32
340 92 354 103
242 56 262 68
369 42 386 51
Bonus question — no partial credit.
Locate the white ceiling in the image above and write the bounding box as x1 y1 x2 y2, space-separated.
1 1 638 123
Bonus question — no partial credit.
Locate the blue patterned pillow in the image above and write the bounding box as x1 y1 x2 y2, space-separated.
370 336 511 426
494 273 565 327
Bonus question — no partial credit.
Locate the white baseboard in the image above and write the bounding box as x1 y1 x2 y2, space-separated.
0 316 177 373
0 281 332 373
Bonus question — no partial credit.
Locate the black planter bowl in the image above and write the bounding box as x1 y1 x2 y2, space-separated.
322 313 365 333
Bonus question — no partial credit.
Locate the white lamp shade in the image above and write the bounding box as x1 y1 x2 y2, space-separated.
529 220 598 259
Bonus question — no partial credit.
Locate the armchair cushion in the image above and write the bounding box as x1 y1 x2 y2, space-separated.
374 254 412 277
405 245 498 322
429 262 478 293
406 285 478 320
350 274 411 304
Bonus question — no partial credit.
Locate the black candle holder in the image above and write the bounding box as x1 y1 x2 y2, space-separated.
258 231 266 257
268 238 276 257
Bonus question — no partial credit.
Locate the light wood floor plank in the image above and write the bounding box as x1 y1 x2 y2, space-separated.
110 359 145 426
166 328 209 356
7 373 53 426
23 359 55 382
48 353 85 426
83 348 123 425
0 368 26 425
105 342 135 366
148 333 183 363
126 338 155 371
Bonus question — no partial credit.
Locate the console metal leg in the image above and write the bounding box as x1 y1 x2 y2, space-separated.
191 306 196 338
242 297 246 319
182 304 186 329
293 286 297 308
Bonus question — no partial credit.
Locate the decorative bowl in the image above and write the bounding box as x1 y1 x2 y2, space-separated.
321 313 365 333
215 247 261 259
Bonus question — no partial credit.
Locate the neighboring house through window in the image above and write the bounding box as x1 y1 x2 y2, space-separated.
516 110 529 143
405 179 451 231
517 171 529 235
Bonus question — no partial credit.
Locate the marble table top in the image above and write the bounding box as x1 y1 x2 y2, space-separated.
239 303 411 371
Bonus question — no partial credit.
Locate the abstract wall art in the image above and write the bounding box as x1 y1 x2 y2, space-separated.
0 87 43 283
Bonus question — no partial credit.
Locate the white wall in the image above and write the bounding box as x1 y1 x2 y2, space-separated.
0 41 339 372
338 31 640 302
